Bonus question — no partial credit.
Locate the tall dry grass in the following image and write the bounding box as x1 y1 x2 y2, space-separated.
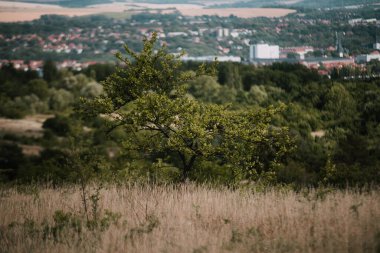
1 184 380 253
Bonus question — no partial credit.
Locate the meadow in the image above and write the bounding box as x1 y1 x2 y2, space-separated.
1 184 379 253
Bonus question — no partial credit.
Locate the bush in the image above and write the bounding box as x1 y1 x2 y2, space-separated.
42 115 72 137
0 143 25 181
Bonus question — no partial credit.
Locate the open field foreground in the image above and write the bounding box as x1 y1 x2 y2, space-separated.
0 0 296 22
1 185 380 253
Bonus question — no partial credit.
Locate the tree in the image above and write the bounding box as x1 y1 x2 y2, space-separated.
323 83 357 129
187 75 221 103
217 63 242 90
43 60 59 83
79 33 293 181
49 89 74 111
43 114 73 137
0 143 25 181
27 79 49 100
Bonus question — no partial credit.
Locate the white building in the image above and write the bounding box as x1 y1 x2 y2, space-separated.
167 32 188 37
374 43 380 50
217 28 230 38
189 30 199 36
349 18 377 26
349 18 362 25
355 51 380 63
217 28 224 38
280 46 314 60
230 31 239 38
223 28 229 37
181 55 241 63
365 18 377 24
250 44 280 61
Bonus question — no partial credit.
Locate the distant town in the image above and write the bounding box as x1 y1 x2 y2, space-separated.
1 5 380 77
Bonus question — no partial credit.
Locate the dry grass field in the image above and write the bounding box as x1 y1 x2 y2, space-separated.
179 8 296 18
0 114 50 156
0 0 296 22
0 114 52 138
1 184 379 253
0 1 133 22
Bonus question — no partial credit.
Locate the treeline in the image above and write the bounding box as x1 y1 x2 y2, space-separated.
0 15 113 36
0 56 379 187
0 60 105 118
4 0 113 7
183 61 380 186
209 0 380 9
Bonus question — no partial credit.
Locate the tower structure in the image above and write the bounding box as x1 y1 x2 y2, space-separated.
336 32 344 58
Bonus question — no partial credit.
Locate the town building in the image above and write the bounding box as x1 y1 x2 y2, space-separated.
356 51 380 63
280 46 314 59
217 28 230 38
181 55 241 63
301 57 356 70
249 44 279 61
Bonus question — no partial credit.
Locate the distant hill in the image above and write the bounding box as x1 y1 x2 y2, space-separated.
2 0 379 8
0 0 113 7
209 0 380 8
0 0 275 8
293 0 380 8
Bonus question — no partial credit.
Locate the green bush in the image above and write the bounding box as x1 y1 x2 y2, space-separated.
42 115 72 137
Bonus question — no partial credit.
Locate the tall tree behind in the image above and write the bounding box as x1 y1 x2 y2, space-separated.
218 63 242 90
43 60 59 83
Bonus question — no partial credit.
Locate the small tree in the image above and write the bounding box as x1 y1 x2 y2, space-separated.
79 33 293 181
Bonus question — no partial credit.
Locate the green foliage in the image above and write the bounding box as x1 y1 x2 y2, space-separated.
0 143 26 181
1 13 380 187
249 85 268 105
79 33 293 181
48 88 74 111
6 208 122 247
323 83 357 129
187 75 221 103
43 114 74 137
0 95 28 118
126 214 160 240
27 79 50 100
49 210 82 240
43 60 59 83
218 63 242 90
0 65 52 117
83 63 116 82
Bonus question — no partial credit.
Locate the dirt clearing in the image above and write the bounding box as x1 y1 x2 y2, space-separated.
0 114 52 138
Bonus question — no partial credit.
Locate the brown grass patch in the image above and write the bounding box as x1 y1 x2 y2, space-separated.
18 144 43 156
0 114 52 137
1 185 379 253
179 8 296 18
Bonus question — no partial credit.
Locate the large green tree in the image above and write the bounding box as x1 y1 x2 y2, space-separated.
79 33 293 181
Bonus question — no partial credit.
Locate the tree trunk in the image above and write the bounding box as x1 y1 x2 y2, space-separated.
179 154 197 182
